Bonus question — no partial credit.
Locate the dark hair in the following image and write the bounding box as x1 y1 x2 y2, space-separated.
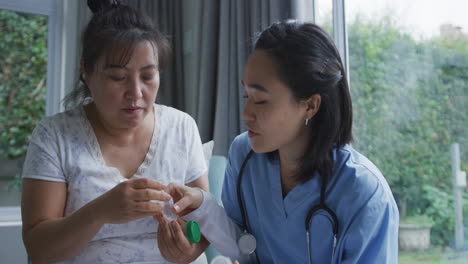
63 0 170 108
255 21 353 183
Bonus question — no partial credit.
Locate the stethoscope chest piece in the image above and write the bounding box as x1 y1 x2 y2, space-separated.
238 231 256 254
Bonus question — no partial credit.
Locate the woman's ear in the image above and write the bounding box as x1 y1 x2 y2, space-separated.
304 94 321 120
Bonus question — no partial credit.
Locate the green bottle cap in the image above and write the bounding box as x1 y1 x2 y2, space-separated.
186 220 201 244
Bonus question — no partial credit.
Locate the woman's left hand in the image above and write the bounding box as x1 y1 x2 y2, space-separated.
156 216 208 263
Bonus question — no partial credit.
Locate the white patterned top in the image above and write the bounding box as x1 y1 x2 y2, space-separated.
22 104 208 264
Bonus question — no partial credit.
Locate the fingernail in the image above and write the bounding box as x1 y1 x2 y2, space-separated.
172 220 178 229
173 204 180 212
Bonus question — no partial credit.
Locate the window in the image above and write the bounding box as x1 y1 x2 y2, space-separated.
346 0 467 262
0 9 48 207
0 1 78 262
0 0 79 210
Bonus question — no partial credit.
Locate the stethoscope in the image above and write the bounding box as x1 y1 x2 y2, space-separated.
237 150 339 264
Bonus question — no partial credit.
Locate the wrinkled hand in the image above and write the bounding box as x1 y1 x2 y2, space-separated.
164 183 204 216
157 216 207 263
93 178 171 224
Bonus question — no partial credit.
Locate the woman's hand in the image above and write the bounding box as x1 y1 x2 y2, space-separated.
156 183 208 262
157 217 208 263
164 183 204 216
93 177 171 224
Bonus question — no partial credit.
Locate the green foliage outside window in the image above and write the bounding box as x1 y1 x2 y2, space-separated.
0 10 47 159
0 10 47 190
347 16 467 246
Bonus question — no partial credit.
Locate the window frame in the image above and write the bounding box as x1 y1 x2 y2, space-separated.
293 0 349 84
332 0 349 84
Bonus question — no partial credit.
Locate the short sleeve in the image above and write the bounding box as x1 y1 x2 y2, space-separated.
184 116 208 184
22 119 66 183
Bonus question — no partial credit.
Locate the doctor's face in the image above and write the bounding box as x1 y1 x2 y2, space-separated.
242 50 308 153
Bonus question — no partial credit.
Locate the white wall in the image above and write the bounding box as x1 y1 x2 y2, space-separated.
0 207 26 263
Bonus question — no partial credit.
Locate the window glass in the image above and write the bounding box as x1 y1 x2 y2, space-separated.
0 9 48 206
347 0 467 262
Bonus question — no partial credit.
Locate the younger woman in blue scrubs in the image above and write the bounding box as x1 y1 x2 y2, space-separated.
157 21 399 263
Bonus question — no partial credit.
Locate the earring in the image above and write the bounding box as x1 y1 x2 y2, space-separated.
305 118 309 126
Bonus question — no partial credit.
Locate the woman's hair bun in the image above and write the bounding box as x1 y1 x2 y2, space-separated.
87 0 119 14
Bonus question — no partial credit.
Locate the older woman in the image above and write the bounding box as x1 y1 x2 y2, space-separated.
21 0 209 263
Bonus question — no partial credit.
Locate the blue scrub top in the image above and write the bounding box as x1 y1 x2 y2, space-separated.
222 132 399 263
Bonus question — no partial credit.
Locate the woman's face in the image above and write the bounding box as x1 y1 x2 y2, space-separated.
85 40 160 129
242 50 313 153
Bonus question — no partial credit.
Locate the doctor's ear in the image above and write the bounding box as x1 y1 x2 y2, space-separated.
304 94 321 120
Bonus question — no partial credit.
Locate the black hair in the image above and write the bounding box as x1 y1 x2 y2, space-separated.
255 21 353 183
63 0 170 108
